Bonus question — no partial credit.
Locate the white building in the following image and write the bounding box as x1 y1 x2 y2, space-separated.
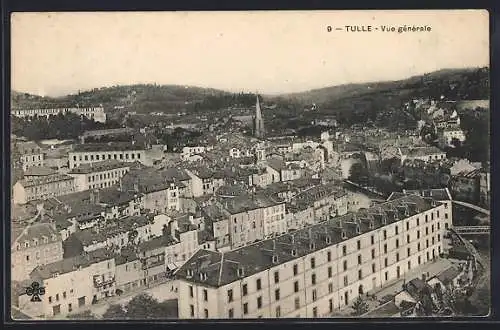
12 106 106 123
68 143 147 169
175 194 447 319
67 160 130 192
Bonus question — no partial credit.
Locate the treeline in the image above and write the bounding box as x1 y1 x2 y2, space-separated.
192 93 261 112
11 113 121 141
447 108 490 163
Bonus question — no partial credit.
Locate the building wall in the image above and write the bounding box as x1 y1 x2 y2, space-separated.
21 153 45 171
68 166 130 192
68 150 146 169
13 179 76 205
177 204 447 319
12 107 106 123
12 240 64 281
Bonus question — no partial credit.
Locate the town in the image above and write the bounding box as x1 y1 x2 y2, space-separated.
10 67 490 320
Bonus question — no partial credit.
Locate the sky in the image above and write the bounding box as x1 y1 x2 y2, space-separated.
11 10 489 97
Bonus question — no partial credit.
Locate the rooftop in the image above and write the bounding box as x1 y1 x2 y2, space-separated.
17 174 74 188
175 194 439 287
23 167 57 177
31 248 115 281
72 142 145 153
68 160 129 174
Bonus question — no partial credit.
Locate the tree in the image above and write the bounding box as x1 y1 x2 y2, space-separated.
124 294 167 319
351 297 369 316
348 163 369 185
102 304 127 319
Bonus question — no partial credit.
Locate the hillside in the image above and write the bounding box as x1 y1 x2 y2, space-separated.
283 67 489 105
11 67 489 116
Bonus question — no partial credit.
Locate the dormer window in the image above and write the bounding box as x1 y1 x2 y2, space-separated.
369 221 374 229
272 255 279 264
291 249 297 257
237 268 245 278
186 269 194 278
325 236 332 244
309 242 315 250
341 231 347 240
199 272 208 281
33 238 38 246
24 241 29 248
16 244 21 251
356 225 361 234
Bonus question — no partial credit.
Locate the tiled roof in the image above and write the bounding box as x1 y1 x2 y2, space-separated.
72 142 145 152
13 222 61 247
436 266 462 285
68 160 129 174
18 174 74 188
31 248 115 280
23 167 57 177
175 194 438 287
402 188 452 201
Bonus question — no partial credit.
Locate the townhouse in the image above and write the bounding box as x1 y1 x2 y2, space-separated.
13 174 76 205
67 160 131 192
15 140 45 171
12 222 64 281
175 194 447 319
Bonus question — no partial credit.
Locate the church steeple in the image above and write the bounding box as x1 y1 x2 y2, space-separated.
254 94 265 138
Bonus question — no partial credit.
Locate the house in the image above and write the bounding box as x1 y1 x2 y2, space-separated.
67 160 130 192
449 169 481 204
13 174 76 205
12 222 64 281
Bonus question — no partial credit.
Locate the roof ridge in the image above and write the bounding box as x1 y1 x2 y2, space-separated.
217 252 225 286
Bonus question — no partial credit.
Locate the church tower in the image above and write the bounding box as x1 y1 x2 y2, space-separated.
254 95 265 138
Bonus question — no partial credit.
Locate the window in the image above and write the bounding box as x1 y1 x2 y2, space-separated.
383 244 387 254
256 279 262 290
68 303 72 312
49 296 52 303
312 273 316 285
189 286 194 298
227 289 233 302
357 240 361 250
190 305 195 317
371 249 375 259
343 275 348 287
310 258 316 269
383 230 387 240
257 296 262 309
275 289 280 301
408 261 411 270
372 263 376 273
426 239 429 248
418 256 421 264
203 289 208 301
385 272 388 281
407 234 410 244
432 225 435 233
342 245 347 256
295 298 300 310
407 247 411 257
358 269 363 280
294 281 299 292
243 303 248 315
204 309 209 318
438 234 441 242
276 306 281 318
418 243 421 251
438 222 441 230
327 251 332 262
406 222 410 230
274 271 280 284
396 253 400 262
371 235 375 245
63 292 67 299
425 215 428 223
228 308 234 318
56 294 59 302
426 227 429 235
313 307 318 317
343 260 347 271
312 289 318 301
384 258 388 267
358 255 362 265
395 239 399 248
417 230 420 239
328 283 333 293
293 264 298 276
395 226 399 235
417 218 420 226
242 284 248 296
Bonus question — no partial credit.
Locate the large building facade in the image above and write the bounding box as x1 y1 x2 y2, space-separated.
13 174 76 204
68 143 147 169
67 160 131 191
175 195 448 319
12 106 106 123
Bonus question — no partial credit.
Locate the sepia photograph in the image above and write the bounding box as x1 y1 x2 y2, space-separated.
9 10 490 320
